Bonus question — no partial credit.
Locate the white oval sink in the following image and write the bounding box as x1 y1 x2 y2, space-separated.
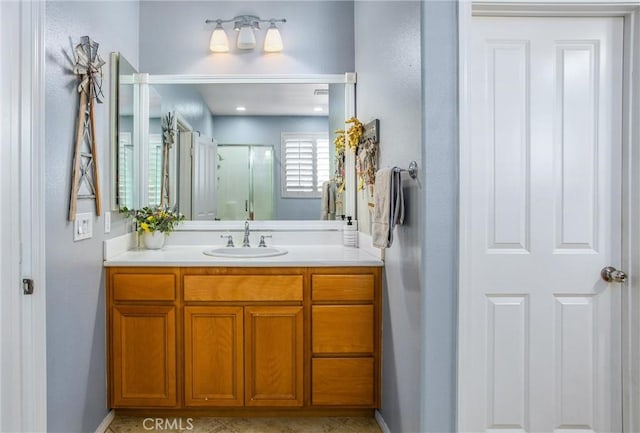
203 247 288 258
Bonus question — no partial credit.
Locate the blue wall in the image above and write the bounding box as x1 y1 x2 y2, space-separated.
45 1 139 431
154 84 216 139
420 2 458 432
139 1 355 75
354 2 423 432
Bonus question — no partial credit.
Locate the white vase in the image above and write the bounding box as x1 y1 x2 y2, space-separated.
142 231 166 250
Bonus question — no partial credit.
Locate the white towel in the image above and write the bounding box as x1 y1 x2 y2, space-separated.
372 167 404 248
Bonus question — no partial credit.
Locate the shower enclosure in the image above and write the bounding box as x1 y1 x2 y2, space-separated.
216 145 274 220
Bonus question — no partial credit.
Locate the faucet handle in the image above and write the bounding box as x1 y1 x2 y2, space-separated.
220 234 234 247
258 235 272 247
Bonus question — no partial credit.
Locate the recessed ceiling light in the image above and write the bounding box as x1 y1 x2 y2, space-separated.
313 107 323 112
236 106 246 111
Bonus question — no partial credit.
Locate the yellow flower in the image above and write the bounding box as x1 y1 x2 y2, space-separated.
140 222 150 232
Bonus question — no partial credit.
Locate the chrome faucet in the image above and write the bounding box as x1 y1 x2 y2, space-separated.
242 220 251 247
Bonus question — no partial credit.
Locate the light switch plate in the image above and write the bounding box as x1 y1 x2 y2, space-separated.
74 212 93 241
104 211 111 234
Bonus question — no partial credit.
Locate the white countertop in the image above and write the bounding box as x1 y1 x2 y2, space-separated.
104 244 384 267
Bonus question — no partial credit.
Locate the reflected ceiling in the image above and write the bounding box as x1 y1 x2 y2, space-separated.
195 83 329 116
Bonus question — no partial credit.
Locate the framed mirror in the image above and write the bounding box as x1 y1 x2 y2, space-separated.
110 52 138 210
111 61 357 226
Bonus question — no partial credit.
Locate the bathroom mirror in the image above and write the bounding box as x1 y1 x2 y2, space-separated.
110 61 357 223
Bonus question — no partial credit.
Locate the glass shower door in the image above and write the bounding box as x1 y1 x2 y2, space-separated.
216 145 274 220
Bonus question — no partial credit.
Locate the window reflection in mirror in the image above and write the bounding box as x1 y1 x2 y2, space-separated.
147 86 163 206
111 52 137 210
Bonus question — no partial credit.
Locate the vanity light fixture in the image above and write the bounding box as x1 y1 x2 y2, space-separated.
236 106 247 112
205 15 286 52
209 20 229 53
263 20 284 52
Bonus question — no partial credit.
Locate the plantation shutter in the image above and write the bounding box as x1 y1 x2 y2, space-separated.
281 132 329 198
316 137 330 192
148 133 162 206
118 132 134 209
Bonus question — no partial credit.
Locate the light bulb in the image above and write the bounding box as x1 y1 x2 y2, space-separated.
237 26 256 50
264 23 283 52
209 22 229 53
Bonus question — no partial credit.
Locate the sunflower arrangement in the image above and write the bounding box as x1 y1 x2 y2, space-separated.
121 206 185 234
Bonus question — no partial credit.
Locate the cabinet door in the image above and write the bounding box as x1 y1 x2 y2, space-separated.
184 306 243 406
244 306 303 407
111 305 177 407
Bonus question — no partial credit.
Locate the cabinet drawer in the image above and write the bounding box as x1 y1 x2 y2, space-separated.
184 275 303 302
113 274 176 301
312 305 374 353
312 358 374 406
311 274 374 301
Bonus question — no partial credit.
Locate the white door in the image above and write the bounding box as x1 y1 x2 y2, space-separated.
192 134 217 220
460 16 623 433
1 1 46 431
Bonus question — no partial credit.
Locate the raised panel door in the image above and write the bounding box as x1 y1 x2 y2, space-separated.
184 306 243 406
244 306 303 407
461 16 624 432
111 305 177 407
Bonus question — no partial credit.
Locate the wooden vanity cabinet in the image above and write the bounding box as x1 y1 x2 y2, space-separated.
108 268 179 408
182 270 304 408
310 270 381 407
107 266 381 412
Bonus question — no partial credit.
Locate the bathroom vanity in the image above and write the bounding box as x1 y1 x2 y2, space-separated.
104 243 383 415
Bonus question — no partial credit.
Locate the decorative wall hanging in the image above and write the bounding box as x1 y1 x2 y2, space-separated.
160 112 177 207
333 129 346 193
356 119 380 193
69 35 105 221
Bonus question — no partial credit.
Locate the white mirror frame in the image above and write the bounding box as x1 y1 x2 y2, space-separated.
117 73 357 230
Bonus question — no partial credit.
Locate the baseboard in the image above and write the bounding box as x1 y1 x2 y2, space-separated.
375 410 391 433
114 408 374 417
94 410 115 433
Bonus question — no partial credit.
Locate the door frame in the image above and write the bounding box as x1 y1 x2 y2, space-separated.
0 0 47 431
458 2 640 432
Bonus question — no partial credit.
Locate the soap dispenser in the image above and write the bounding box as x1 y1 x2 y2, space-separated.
343 216 357 247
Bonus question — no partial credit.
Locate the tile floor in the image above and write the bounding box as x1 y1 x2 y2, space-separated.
108 416 383 433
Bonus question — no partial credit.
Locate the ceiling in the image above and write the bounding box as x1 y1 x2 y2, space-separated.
195 83 329 116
